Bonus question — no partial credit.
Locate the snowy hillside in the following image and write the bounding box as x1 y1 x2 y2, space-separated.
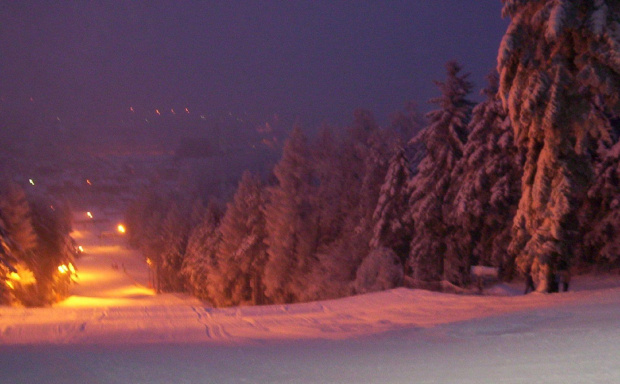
1 220 619 383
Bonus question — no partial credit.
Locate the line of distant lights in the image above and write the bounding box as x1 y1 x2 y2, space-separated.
0 96 289 136
2 96 254 123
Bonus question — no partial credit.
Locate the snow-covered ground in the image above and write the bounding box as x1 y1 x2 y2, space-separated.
1 215 619 383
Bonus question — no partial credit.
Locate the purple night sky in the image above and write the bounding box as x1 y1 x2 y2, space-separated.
0 1 508 133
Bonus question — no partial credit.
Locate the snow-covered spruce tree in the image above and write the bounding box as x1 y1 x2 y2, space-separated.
210 172 268 307
263 126 318 303
580 139 620 268
498 0 620 291
406 60 474 289
305 126 354 299
0 182 37 261
444 73 521 280
370 145 412 265
310 126 346 248
181 201 223 302
158 200 192 293
0 218 17 305
26 196 75 305
0 183 64 306
125 188 172 292
124 188 166 252
310 110 392 299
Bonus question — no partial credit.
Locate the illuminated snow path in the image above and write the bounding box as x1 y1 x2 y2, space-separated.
1 218 619 382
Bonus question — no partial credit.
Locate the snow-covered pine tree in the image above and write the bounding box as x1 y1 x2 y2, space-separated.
263 126 318 303
27 196 75 305
210 172 268 307
0 218 17 305
444 73 521 281
370 145 412 265
158 200 191 292
310 110 392 299
304 126 353 299
580 139 620 267
498 0 620 291
181 201 222 302
406 60 474 289
310 125 346 249
0 182 37 260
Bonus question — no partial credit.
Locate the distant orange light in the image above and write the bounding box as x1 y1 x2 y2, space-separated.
185 107 189 113
130 106 134 112
171 108 176 114
117 224 126 234
86 179 92 185
86 212 93 219
155 109 161 115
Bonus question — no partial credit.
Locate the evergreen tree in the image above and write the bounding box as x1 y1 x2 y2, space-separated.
498 0 620 291
311 111 392 299
311 126 347 249
0 218 17 305
158 200 190 292
0 182 37 260
26 196 75 305
406 60 474 289
263 126 318 303
580 140 620 267
370 145 412 266
445 73 521 280
182 201 223 302
211 172 268 306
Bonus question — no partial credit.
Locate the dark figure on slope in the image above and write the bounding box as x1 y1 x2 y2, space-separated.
557 261 571 292
524 267 535 294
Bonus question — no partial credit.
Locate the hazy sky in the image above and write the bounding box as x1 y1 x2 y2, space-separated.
0 1 508 132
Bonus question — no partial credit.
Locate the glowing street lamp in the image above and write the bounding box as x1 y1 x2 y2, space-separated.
117 224 126 234
86 212 93 219
58 263 76 275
